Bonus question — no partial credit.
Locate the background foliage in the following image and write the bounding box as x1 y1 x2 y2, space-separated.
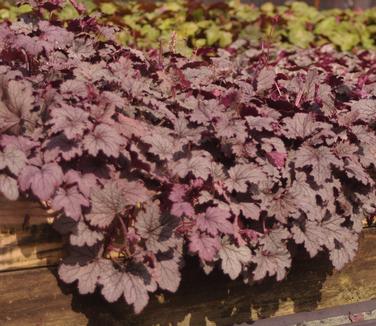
0 0 375 54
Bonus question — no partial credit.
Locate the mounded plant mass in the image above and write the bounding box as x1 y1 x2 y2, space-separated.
0 0 376 314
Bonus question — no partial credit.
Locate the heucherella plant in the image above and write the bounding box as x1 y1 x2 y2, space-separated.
0 0 375 53
0 0 375 314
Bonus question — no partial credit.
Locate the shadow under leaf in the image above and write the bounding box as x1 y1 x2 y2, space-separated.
50 247 333 326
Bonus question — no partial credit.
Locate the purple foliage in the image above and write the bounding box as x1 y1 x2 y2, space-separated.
0 1 375 314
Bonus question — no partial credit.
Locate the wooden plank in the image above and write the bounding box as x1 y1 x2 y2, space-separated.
0 268 87 326
249 300 376 325
0 231 62 271
1 229 376 326
0 196 51 229
0 196 63 272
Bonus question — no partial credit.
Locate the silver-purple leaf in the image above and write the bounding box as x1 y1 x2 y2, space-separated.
196 206 233 236
135 201 179 253
171 151 212 180
52 186 90 221
155 258 181 292
252 246 291 281
86 179 148 228
70 221 104 247
294 145 342 184
143 133 176 161
219 236 252 280
83 124 124 158
59 258 112 295
225 164 265 193
0 174 19 200
189 232 220 262
18 163 64 201
50 104 90 139
257 67 276 93
98 263 154 314
0 146 27 175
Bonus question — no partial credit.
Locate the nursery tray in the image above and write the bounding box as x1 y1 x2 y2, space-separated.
0 196 376 326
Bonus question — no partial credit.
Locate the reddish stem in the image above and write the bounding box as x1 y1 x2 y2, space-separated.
118 216 128 241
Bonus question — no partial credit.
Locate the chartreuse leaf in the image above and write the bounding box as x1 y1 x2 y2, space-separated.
0 9 10 20
164 1 183 12
58 4 80 20
290 1 320 22
123 14 142 31
314 16 337 36
219 31 232 47
82 0 97 13
288 22 314 48
229 0 260 22
206 24 232 47
205 24 220 46
140 25 160 42
178 22 199 38
6 4 32 21
326 22 360 51
192 38 206 48
260 2 275 15
100 3 117 16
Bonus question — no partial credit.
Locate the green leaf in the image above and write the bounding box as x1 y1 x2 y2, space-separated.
196 20 212 29
0 9 10 20
178 22 199 37
260 2 275 14
116 30 132 47
329 30 360 52
58 3 79 20
314 17 337 36
193 38 207 48
290 1 319 21
157 18 176 31
288 23 314 48
219 31 233 47
234 5 260 22
81 0 97 13
140 25 160 42
239 25 263 41
164 2 183 12
123 15 142 31
205 25 221 46
100 3 117 15
14 4 32 15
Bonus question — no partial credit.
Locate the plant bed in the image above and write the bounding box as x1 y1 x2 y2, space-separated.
0 0 376 319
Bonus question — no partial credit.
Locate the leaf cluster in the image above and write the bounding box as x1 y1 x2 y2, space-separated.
0 1 376 314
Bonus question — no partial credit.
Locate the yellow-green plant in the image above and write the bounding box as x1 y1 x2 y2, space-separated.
0 0 375 54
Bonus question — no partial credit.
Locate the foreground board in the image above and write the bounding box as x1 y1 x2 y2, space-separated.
1 229 376 326
0 196 62 271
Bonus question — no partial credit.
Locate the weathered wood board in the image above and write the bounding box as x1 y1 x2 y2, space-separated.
0 195 376 325
0 230 376 325
0 196 62 271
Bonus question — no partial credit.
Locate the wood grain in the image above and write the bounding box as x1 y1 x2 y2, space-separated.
0 196 62 272
0 196 52 229
0 268 87 326
0 229 375 326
